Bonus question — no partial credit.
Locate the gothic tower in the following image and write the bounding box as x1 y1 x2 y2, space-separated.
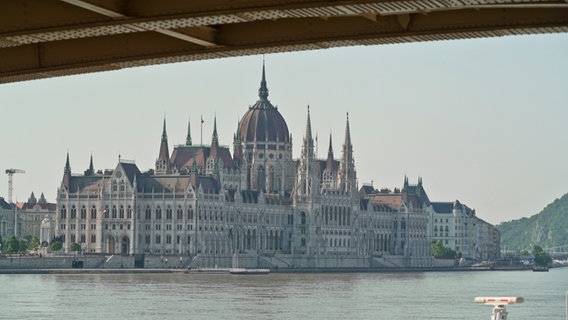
155 118 170 175
338 113 356 195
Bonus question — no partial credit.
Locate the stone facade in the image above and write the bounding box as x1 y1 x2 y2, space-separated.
0 197 15 244
17 192 56 241
54 66 496 268
428 200 500 261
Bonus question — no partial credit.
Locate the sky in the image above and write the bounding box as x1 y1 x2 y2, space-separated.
1 33 567 225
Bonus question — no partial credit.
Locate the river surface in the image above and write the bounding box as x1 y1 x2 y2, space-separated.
0 268 566 320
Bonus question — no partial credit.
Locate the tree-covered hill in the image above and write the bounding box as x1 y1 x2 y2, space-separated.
497 192 568 252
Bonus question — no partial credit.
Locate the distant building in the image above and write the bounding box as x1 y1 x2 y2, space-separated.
17 192 56 240
54 65 496 268
428 200 500 261
0 197 15 242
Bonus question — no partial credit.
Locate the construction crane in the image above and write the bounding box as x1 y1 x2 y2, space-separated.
5 168 25 204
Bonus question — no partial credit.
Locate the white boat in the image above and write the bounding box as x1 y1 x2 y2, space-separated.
229 253 270 275
229 268 270 275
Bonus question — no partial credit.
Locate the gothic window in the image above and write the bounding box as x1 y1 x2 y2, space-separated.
71 206 77 219
119 205 124 219
112 181 117 192
90 206 97 219
177 206 183 220
188 206 193 220
258 166 266 191
269 166 275 191
166 234 172 244
155 235 161 244
145 206 151 220
166 206 172 220
112 206 117 219
156 206 162 220
119 181 125 192
80 206 87 219
301 212 306 225
127 206 132 219
91 234 96 243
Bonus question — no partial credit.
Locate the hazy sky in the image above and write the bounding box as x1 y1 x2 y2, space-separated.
1 33 567 225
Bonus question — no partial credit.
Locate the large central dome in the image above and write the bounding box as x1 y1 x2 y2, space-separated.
238 65 290 143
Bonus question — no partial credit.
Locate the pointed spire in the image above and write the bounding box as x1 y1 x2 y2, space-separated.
64 151 71 175
88 154 95 174
28 192 37 204
212 114 219 145
186 117 192 146
305 105 313 142
326 133 334 171
344 112 352 147
39 193 46 204
258 60 269 100
161 117 168 142
156 118 170 174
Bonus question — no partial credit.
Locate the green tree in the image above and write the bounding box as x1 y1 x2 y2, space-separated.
49 241 62 252
18 239 28 253
532 245 552 266
70 242 81 253
27 236 40 252
5 236 19 253
431 240 457 259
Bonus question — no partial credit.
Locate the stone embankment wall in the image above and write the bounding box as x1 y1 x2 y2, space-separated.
0 255 133 269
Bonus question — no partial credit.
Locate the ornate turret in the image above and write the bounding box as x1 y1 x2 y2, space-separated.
84 154 95 176
28 192 37 204
39 193 47 204
258 60 269 100
155 118 170 175
326 133 334 171
62 152 71 189
338 113 356 193
296 106 316 198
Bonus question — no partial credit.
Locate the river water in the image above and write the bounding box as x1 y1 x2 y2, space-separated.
0 268 566 320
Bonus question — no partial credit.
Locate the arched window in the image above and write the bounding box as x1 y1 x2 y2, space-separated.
156 206 162 220
301 212 306 225
80 206 87 219
60 206 67 219
257 166 265 191
90 206 97 219
145 206 151 220
112 206 117 219
166 206 172 220
127 206 132 219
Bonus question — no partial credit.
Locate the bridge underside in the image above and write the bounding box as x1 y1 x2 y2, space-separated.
1 0 567 83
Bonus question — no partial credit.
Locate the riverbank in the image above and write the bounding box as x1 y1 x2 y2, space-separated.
0 265 534 274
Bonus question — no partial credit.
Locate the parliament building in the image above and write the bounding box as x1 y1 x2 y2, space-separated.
56 66 496 269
